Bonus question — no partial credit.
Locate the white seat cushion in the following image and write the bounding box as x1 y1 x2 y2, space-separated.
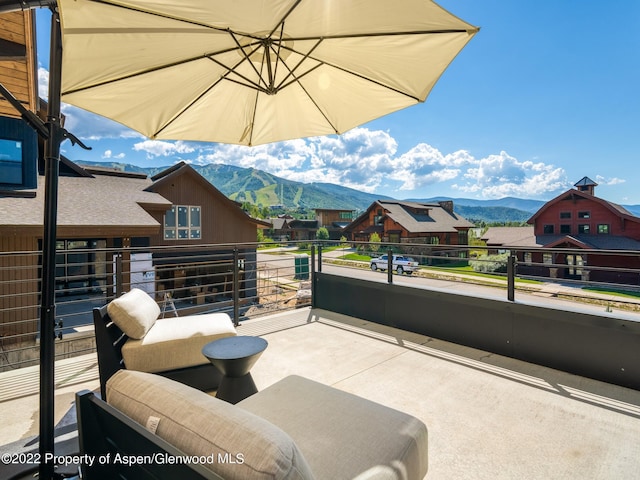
107 288 160 339
239 375 429 480
121 312 236 372
106 370 313 480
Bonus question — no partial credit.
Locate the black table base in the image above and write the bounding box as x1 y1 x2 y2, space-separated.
215 372 258 404
202 336 268 404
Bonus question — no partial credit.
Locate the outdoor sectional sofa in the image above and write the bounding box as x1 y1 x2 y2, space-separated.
93 288 237 396
77 369 429 479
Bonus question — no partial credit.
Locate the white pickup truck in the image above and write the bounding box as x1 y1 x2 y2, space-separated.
369 254 419 275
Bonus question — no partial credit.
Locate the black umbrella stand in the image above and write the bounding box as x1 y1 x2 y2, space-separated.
0 2 88 478
38 7 63 479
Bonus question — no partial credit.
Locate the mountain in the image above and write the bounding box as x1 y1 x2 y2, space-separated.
76 161 640 223
453 205 531 224
409 196 545 213
77 161 386 211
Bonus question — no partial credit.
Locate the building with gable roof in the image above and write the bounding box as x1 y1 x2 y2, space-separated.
482 177 640 284
0 158 269 342
344 199 473 246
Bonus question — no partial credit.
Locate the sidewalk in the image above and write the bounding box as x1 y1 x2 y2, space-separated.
323 250 640 312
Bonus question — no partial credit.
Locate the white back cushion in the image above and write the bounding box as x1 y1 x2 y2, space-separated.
107 288 160 339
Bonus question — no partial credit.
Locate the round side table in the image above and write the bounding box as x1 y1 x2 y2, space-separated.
202 336 268 404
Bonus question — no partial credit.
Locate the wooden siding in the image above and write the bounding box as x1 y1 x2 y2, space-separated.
348 206 464 244
316 209 353 227
533 195 640 239
518 251 640 285
148 171 257 246
0 235 38 343
0 10 37 117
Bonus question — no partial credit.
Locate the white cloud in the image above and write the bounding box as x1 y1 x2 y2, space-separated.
453 151 568 198
595 175 625 186
387 144 474 190
195 129 397 193
121 128 569 200
133 140 196 158
102 150 125 160
38 67 49 99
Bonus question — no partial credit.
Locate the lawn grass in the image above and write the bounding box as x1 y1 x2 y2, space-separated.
341 252 373 261
583 286 640 299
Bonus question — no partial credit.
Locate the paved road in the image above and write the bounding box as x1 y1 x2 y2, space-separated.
258 248 640 321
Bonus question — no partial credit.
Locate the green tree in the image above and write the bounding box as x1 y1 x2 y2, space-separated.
369 232 381 253
316 227 329 241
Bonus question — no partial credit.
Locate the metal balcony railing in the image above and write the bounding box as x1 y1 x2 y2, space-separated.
2 239 640 372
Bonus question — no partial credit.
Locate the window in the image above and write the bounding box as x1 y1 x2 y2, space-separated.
567 254 585 276
543 224 554 234
0 117 38 189
0 139 22 184
543 253 553 264
559 211 571 219
578 211 590 219
597 224 610 234
458 230 468 245
578 224 590 234
560 224 571 234
164 205 201 240
523 252 532 264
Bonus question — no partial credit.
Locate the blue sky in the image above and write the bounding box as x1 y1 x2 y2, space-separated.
35 2 640 204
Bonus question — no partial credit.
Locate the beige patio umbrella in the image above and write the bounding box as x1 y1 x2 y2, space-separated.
58 0 478 146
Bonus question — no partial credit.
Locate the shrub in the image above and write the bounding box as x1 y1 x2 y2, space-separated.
369 232 381 253
316 227 329 241
469 253 509 273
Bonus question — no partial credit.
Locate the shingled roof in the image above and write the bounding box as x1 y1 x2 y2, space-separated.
0 167 170 236
378 200 473 233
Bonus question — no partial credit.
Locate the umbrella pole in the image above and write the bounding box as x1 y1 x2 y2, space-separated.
39 6 63 480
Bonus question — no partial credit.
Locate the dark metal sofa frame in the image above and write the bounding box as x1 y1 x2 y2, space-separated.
93 305 221 397
76 389 223 480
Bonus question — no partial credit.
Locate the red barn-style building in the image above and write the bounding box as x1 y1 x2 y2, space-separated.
484 177 640 285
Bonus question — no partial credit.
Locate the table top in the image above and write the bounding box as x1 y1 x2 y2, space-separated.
202 335 268 361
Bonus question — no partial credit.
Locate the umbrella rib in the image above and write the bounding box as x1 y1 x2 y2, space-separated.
62 42 247 96
151 77 225 139
156 40 271 140
273 44 421 103
64 36 268 96
86 0 233 34
290 28 478 41
270 22 288 92
154 52 269 138
273 37 324 92
274 59 339 135
307 55 422 102
227 31 270 91
268 0 303 38
246 84 262 146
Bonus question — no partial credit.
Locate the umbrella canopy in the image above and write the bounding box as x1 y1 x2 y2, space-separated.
58 0 478 146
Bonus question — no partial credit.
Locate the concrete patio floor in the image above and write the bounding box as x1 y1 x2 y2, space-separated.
2 307 640 479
